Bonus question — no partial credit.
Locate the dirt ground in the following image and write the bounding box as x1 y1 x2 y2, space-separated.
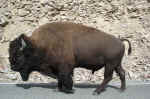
0 0 150 84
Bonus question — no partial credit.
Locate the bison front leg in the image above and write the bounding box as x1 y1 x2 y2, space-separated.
58 65 74 94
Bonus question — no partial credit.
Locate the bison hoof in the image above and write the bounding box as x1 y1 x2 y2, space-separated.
120 87 126 92
93 88 106 95
93 90 101 95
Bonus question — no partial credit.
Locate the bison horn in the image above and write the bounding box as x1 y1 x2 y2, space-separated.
20 38 27 51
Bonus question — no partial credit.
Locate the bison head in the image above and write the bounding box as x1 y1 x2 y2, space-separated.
9 34 35 81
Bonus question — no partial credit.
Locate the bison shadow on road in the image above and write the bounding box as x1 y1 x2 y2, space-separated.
16 82 120 93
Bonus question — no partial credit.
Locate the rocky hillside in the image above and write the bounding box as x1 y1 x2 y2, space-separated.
0 0 150 83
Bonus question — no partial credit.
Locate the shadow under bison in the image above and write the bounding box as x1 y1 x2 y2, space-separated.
16 82 120 93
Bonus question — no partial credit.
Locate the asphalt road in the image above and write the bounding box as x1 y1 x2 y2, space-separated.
0 81 150 99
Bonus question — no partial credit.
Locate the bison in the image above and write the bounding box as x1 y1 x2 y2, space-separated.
9 22 131 95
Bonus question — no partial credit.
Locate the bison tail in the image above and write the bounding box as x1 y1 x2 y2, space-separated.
120 39 132 55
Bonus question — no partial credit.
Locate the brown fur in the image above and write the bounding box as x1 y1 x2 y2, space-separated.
9 22 131 94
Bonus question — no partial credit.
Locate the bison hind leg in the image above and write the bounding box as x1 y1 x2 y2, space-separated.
115 64 126 91
93 63 114 95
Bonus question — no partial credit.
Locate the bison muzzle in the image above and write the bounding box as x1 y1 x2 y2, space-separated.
9 22 131 95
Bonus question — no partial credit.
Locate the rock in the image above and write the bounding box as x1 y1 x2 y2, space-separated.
147 64 150 67
0 57 9 73
128 70 139 80
4 11 12 19
128 71 134 79
0 27 4 40
147 0 150 3
38 17 49 25
0 16 8 27
40 0 49 5
0 64 9 73
0 65 5 73
23 16 35 22
6 73 17 80
18 9 30 17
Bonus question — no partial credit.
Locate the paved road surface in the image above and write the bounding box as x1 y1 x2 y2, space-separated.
0 81 150 99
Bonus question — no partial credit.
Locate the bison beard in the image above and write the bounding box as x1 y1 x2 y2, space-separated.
9 22 131 95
